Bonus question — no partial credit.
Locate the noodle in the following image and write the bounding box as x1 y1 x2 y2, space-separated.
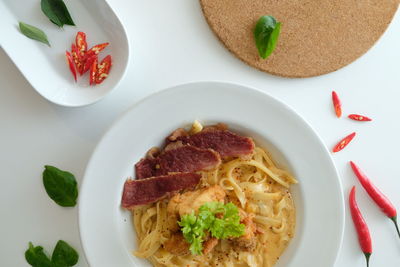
131 141 297 267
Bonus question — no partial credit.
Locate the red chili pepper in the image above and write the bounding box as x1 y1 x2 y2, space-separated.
71 44 85 75
349 186 372 267
350 161 400 239
332 91 342 118
65 51 77 82
89 57 98 85
95 55 112 84
348 114 372 122
86 43 109 57
82 54 97 74
75 32 87 57
333 132 356 152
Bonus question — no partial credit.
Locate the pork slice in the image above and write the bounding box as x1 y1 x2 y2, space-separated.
121 172 201 208
231 209 257 251
135 145 221 179
177 129 255 158
166 185 226 232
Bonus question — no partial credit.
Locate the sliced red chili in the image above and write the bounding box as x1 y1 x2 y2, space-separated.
348 114 372 121
71 44 85 75
95 55 112 84
333 132 356 152
82 55 97 75
75 32 87 57
89 57 98 86
332 91 342 118
65 51 77 82
86 43 109 57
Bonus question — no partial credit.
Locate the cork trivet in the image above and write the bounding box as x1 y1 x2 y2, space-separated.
200 0 399 78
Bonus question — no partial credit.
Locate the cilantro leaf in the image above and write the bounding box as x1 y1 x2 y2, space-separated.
178 202 245 255
189 236 203 255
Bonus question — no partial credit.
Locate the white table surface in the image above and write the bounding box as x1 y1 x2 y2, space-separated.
1 1 399 266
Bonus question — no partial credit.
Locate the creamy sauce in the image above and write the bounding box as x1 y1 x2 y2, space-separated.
134 146 297 267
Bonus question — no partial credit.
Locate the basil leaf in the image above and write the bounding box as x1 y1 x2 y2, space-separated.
25 242 53 267
41 0 75 27
43 165 78 207
52 240 79 267
254 15 281 59
19 22 50 47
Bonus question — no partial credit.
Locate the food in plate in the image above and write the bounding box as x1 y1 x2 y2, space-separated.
121 121 298 266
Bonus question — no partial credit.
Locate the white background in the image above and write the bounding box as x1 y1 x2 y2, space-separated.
1 1 399 266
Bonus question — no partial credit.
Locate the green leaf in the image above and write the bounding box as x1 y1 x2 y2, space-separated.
200 201 224 214
41 0 75 27
19 22 50 47
189 236 203 255
25 242 53 267
254 15 281 59
178 202 245 255
42 165 78 207
51 240 79 267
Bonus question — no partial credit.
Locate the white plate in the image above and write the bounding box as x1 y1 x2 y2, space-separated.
0 0 129 107
79 81 344 267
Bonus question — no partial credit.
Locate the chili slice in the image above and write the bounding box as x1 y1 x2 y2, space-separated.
350 161 400 239
89 57 98 85
86 43 109 57
333 132 356 153
332 91 342 118
349 186 372 267
71 44 85 75
95 55 112 84
65 51 77 82
82 55 97 75
75 31 87 57
348 114 372 122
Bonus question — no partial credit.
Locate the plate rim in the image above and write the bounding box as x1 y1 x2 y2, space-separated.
78 80 345 266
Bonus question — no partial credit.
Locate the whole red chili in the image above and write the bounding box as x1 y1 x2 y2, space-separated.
349 186 372 267
332 91 342 118
333 132 356 153
348 114 372 122
350 161 400 239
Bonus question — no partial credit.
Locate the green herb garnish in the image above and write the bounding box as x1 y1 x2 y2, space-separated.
41 0 75 27
25 242 53 267
42 165 78 207
254 15 281 59
52 240 79 266
178 202 245 255
25 241 79 267
19 22 50 47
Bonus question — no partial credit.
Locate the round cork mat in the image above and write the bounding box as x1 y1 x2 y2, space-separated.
200 0 399 78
